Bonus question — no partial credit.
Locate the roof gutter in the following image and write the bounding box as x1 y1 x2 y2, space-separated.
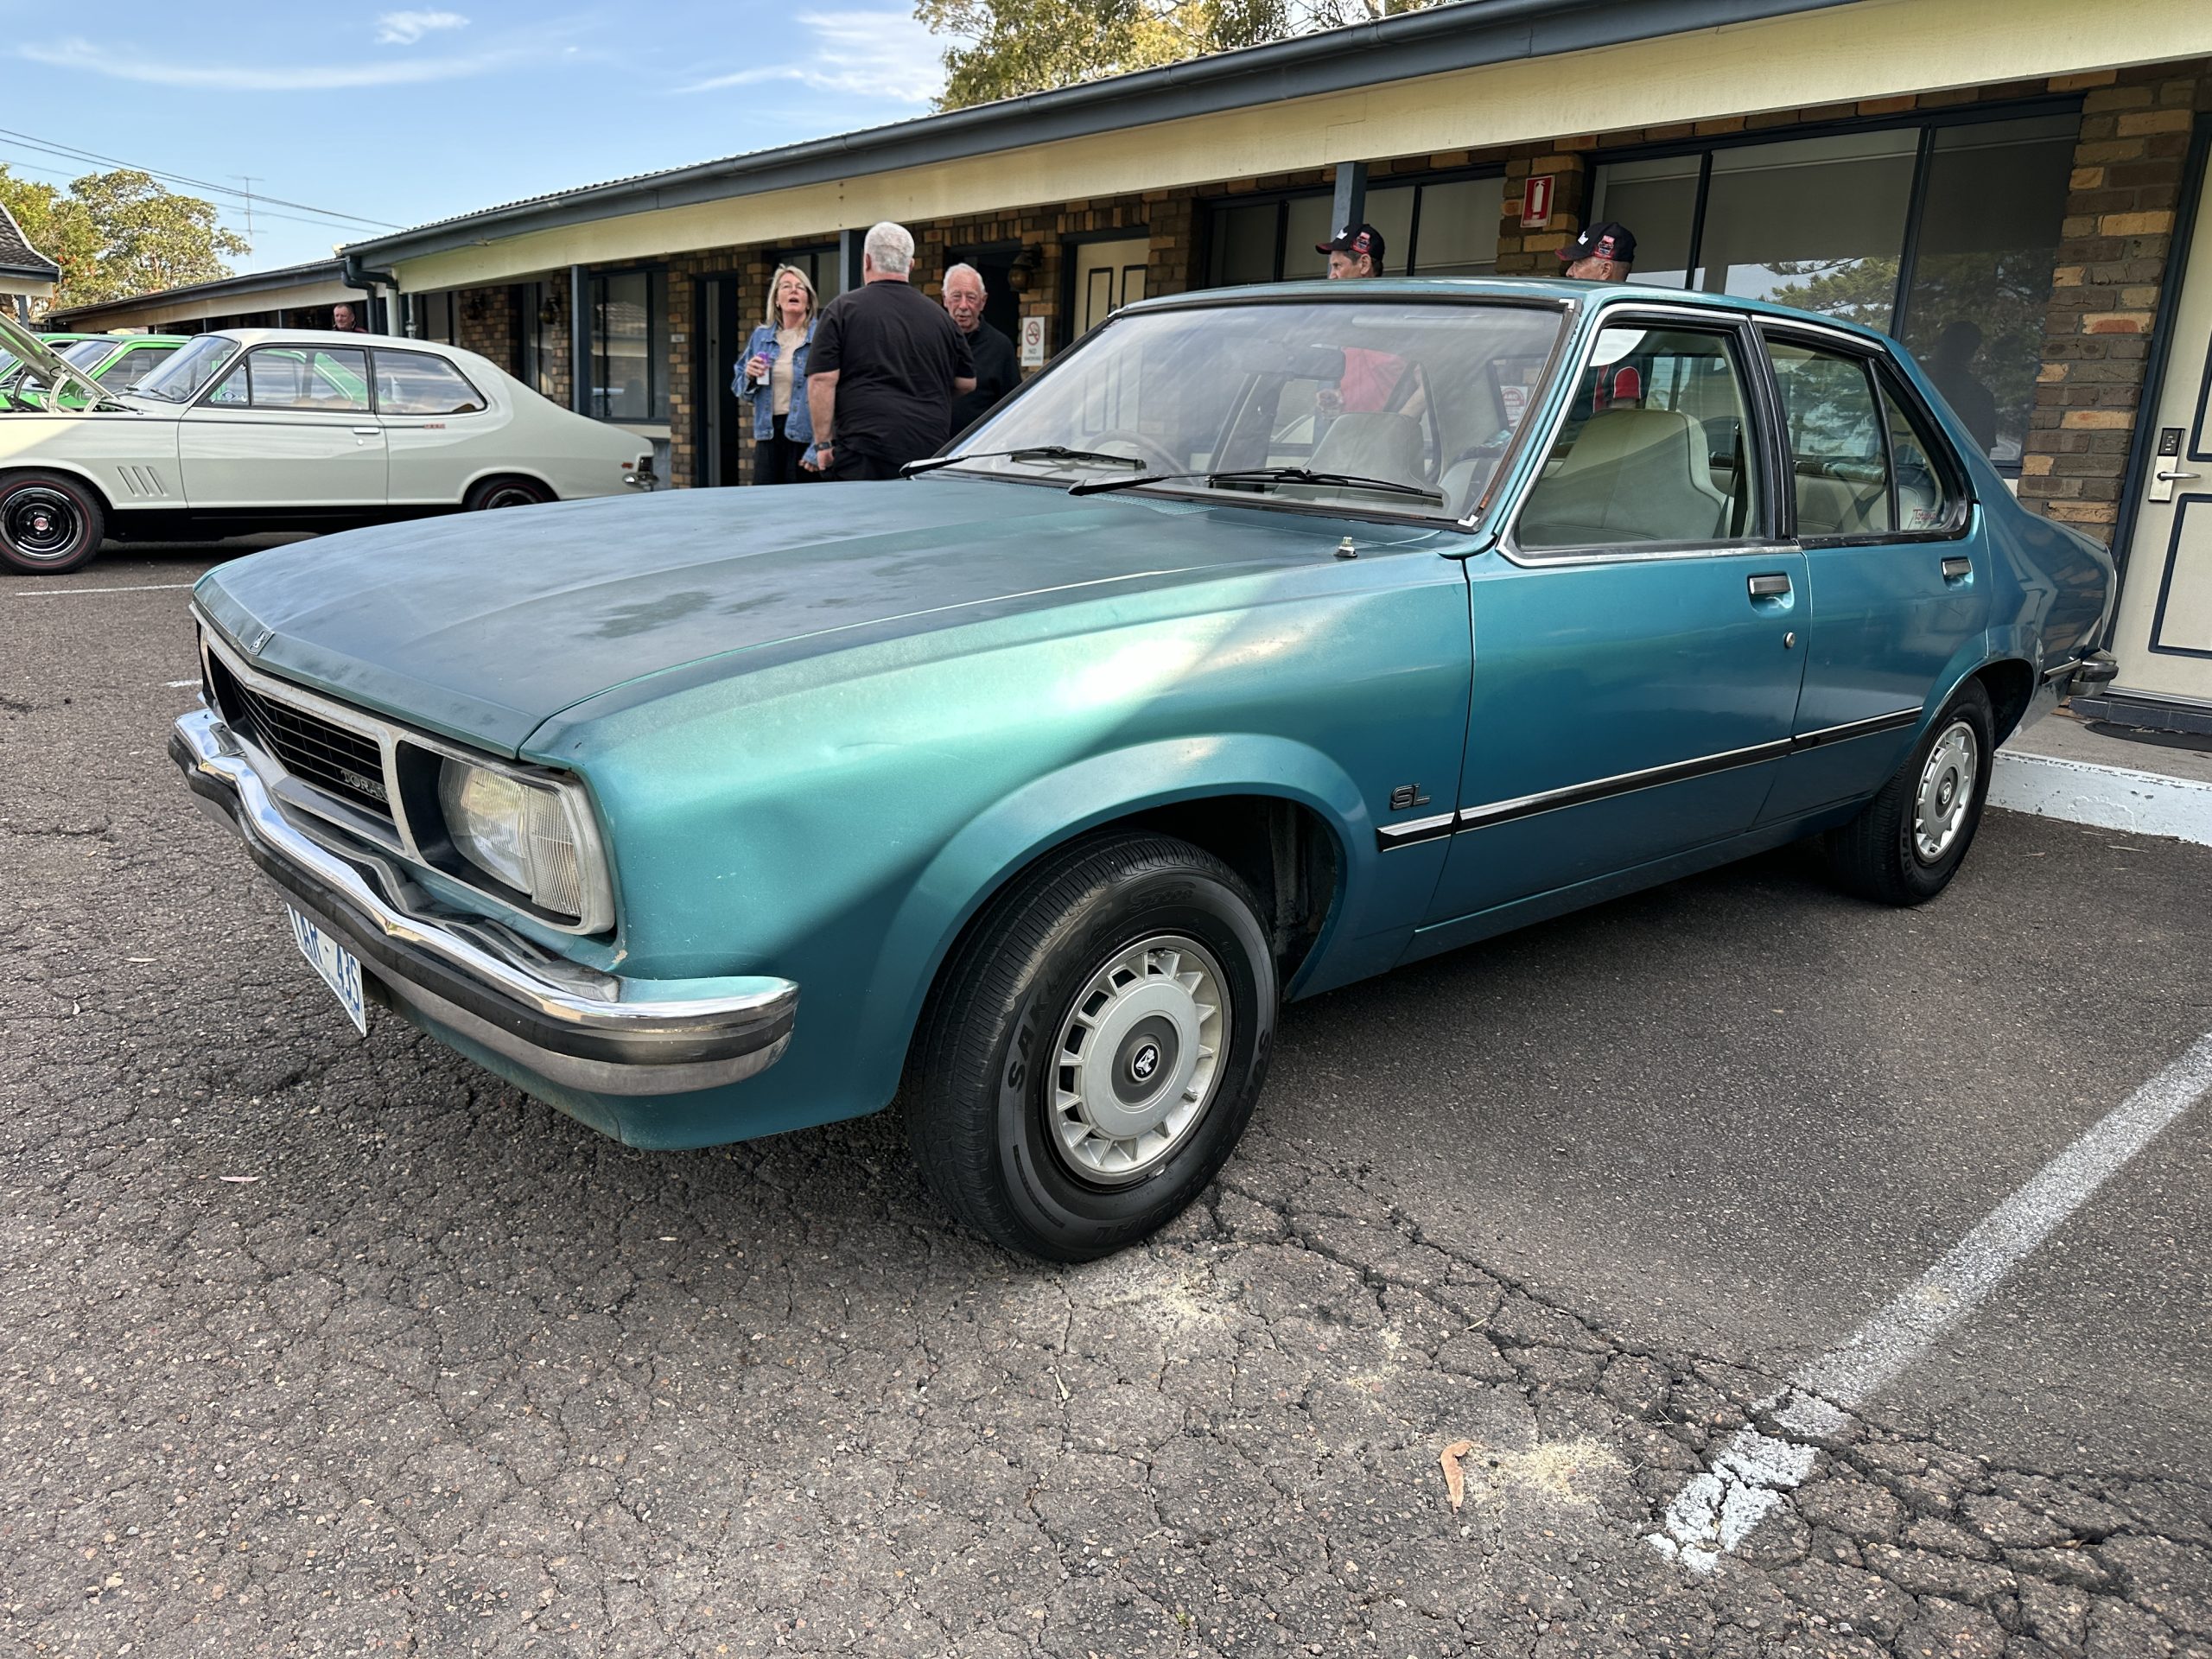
343 0 1857 268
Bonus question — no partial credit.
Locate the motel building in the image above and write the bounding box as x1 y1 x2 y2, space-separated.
54 0 2212 737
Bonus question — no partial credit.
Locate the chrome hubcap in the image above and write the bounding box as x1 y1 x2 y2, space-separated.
3 487 80 561
1913 720 1979 864
1048 935 1228 1185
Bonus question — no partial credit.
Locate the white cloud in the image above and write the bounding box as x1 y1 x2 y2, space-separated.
682 10 943 105
375 9 470 45
21 33 515 90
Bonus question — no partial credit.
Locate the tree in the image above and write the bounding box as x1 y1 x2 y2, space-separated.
0 167 246 312
918 0 1439 110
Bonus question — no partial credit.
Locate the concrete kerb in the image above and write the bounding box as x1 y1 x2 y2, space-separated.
1991 749 2212 845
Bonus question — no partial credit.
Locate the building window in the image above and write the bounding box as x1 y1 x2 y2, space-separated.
415 291 459 344
1590 109 2077 468
1205 175 1503 285
588 269 669 423
772 245 847 305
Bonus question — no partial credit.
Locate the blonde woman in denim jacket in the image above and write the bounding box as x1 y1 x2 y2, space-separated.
735 264 817 485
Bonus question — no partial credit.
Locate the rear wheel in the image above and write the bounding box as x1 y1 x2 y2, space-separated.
1826 679 1993 906
463 476 553 511
906 833 1277 1261
0 472 104 575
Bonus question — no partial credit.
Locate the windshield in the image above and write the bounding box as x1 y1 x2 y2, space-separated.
60 338 113 366
133 334 239 403
944 298 1566 519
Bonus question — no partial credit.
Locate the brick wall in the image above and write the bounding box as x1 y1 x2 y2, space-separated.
2018 65 2212 537
454 284 513 369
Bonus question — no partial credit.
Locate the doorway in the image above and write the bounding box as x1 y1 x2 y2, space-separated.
943 245 1023 342
696 276 745 487
2104 123 2212 728
1068 236 1151 342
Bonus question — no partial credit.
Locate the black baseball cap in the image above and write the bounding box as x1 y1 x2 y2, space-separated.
1559 221 1637 265
1317 223 1386 270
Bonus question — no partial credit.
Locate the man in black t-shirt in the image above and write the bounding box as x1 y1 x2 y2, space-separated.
943 263 1020 434
805 222 976 480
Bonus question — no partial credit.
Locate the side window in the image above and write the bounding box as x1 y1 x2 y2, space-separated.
1880 376 1966 533
236 346 371 413
1516 323 1762 551
1765 340 1892 539
375 350 487 416
207 362 251 407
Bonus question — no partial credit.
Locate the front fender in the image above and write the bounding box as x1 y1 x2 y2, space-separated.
859 734 1389 1082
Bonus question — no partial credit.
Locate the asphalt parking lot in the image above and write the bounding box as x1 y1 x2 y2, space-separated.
5 546 2211 1659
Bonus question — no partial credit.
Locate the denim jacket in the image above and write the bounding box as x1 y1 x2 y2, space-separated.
734 321 814 445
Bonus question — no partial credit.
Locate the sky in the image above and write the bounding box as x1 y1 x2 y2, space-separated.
1 1 953 270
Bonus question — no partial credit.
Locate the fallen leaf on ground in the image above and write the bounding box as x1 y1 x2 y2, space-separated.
1439 1440 1476 1510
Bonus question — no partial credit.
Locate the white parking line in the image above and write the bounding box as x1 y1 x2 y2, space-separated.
1652 1030 2212 1573
10 582 196 596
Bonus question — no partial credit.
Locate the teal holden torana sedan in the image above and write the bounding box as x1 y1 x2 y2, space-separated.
171 278 2117 1260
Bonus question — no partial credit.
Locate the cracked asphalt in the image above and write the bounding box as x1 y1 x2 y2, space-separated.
5 546 2211 1658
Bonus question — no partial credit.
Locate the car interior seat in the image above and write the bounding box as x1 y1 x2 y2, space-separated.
1516 406 1730 547
1307 411 1424 486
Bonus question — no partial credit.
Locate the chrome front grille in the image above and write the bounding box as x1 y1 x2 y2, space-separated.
207 652 394 823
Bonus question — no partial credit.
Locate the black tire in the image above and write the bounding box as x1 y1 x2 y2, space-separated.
0 471 105 575
907 833 1277 1262
1826 678 1993 906
463 476 554 511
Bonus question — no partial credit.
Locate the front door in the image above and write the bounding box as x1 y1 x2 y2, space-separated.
1756 330 1988 819
1070 238 1150 340
180 343 386 510
1421 314 1809 931
2107 142 2212 715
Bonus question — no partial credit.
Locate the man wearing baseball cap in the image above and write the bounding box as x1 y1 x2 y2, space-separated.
1317 223 1386 280
1558 220 1637 281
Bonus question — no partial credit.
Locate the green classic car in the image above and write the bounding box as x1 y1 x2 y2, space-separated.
172 278 2116 1261
8 333 188 410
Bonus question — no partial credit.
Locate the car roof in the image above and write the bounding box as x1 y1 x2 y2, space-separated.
1125 275 1898 352
201 327 474 355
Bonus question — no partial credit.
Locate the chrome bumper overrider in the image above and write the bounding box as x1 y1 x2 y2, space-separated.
170 705 797 1096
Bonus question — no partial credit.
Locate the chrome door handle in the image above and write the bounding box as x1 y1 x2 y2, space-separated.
1747 573 1791 599
2157 467 2202 481
1941 556 1972 580
352 426 379 436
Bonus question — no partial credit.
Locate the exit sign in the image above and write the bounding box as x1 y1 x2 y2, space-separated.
1521 175 1555 228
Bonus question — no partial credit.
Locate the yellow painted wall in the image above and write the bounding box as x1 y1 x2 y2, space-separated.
393 0 2212 293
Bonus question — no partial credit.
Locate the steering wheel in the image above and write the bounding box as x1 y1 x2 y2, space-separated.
1085 430 1185 475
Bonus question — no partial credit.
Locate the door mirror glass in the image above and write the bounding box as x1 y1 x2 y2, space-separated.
1516 323 1763 550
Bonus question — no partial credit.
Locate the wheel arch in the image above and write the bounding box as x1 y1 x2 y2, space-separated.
0 461 116 517
860 737 1374 1103
458 466 559 505
1971 656 2036 747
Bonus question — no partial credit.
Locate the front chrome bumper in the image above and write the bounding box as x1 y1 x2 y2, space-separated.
170 705 797 1096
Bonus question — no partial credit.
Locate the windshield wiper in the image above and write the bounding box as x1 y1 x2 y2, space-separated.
900 445 1149 478
1068 465 1444 504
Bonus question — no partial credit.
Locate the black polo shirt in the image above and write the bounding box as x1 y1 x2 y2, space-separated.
807 279 976 468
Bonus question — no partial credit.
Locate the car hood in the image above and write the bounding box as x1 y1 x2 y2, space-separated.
196 480 1450 755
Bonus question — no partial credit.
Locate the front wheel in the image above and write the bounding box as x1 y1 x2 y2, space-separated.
463 476 553 511
1826 679 1993 906
0 473 105 575
906 834 1277 1261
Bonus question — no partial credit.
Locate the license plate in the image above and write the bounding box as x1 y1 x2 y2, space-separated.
286 906 367 1036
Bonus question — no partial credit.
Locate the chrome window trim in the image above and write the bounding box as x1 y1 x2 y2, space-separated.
1373 705 1923 851
198 617 615 936
1493 302 1780 568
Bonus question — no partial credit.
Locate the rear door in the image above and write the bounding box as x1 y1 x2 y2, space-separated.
373 347 498 505
1756 328 1986 820
1419 310 1809 931
179 344 386 509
